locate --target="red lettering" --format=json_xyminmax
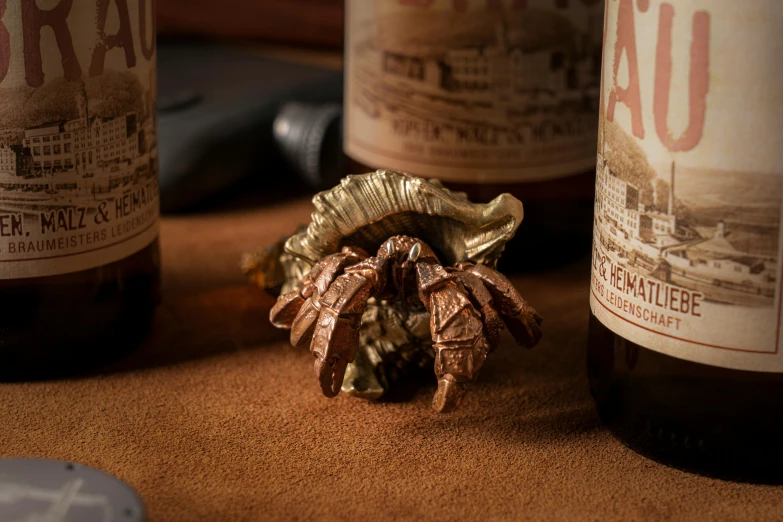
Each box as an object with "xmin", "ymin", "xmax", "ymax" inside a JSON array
[
  {"xmin": 637, "ymin": 277, "xmax": 646, "ymax": 301},
  {"xmin": 692, "ymin": 293, "xmax": 702, "ymax": 317},
  {"xmin": 22, "ymin": 0, "xmax": 81, "ymax": 87},
  {"xmin": 624, "ymin": 271, "xmax": 637, "ymax": 294},
  {"xmin": 607, "ymin": 0, "xmax": 644, "ymax": 138},
  {"xmin": 614, "ymin": 266, "xmax": 624, "ymax": 291},
  {"xmin": 654, "ymin": 283, "xmax": 665, "ymax": 307},
  {"xmin": 646, "ymin": 280, "xmax": 655, "ymax": 303},
  {"xmin": 139, "ymin": 0, "xmax": 156, "ymax": 60},
  {"xmin": 653, "ymin": 4, "xmax": 709, "ymax": 152},
  {"xmin": 670, "ymin": 287, "xmax": 680, "ymax": 312},
  {"xmin": 681, "ymin": 290, "xmax": 690, "ymax": 313},
  {"xmin": 90, "ymin": 0, "xmax": 136, "ymax": 77}
]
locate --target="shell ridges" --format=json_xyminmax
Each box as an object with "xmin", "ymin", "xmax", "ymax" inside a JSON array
[{"xmin": 284, "ymin": 170, "xmax": 524, "ymax": 267}]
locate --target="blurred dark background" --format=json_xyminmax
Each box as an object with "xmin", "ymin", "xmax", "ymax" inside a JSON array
[
  {"xmin": 155, "ymin": 0, "xmax": 348, "ymax": 213},
  {"xmin": 159, "ymin": 0, "xmax": 345, "ymax": 48}
]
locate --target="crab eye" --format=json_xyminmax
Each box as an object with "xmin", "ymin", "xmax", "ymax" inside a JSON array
[{"xmin": 409, "ymin": 242, "xmax": 421, "ymax": 262}]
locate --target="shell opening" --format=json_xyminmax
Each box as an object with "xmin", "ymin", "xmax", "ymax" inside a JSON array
[{"xmin": 340, "ymin": 212, "xmax": 517, "ymax": 267}]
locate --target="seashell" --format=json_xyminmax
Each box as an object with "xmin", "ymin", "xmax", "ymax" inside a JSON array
[{"xmin": 284, "ymin": 169, "xmax": 524, "ymax": 269}]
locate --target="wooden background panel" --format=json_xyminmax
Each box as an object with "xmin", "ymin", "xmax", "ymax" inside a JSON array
[{"xmin": 157, "ymin": 0, "xmax": 345, "ymax": 48}]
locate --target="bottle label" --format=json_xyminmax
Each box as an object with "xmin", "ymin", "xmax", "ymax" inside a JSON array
[
  {"xmin": 0, "ymin": 0, "xmax": 158, "ymax": 279},
  {"xmin": 344, "ymin": 0, "xmax": 604, "ymax": 183},
  {"xmin": 590, "ymin": 0, "xmax": 783, "ymax": 372}
]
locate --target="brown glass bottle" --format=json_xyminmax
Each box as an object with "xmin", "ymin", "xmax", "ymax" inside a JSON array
[
  {"xmin": 588, "ymin": 316, "xmax": 783, "ymax": 483},
  {"xmin": 0, "ymin": 242, "xmax": 160, "ymax": 381},
  {"xmin": 0, "ymin": 1, "xmax": 161, "ymax": 380},
  {"xmin": 343, "ymin": 1, "xmax": 604, "ymax": 271},
  {"xmin": 588, "ymin": 0, "xmax": 783, "ymax": 482}
]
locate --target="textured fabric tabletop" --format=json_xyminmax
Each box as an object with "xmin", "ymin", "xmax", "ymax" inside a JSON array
[{"xmin": 2, "ymin": 200, "xmax": 782, "ymax": 521}]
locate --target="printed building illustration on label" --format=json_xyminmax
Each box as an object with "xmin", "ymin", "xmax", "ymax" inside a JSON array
[
  {"xmin": 595, "ymin": 119, "xmax": 779, "ymax": 311},
  {"xmin": 589, "ymin": 0, "xmax": 783, "ymax": 371},
  {"xmin": 344, "ymin": 0, "xmax": 604, "ymax": 182},
  {"xmin": 0, "ymin": 0, "xmax": 158, "ymax": 278},
  {"xmin": 10, "ymin": 78, "xmax": 155, "ymax": 205}
]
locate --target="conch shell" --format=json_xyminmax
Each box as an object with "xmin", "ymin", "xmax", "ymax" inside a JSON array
[{"xmin": 243, "ymin": 169, "xmax": 525, "ymax": 398}]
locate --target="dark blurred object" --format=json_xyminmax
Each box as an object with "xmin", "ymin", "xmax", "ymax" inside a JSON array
[
  {"xmin": 273, "ymin": 103, "xmax": 345, "ymax": 190},
  {"xmin": 158, "ymin": 0, "xmax": 344, "ymax": 48},
  {"xmin": 157, "ymin": 43, "xmax": 343, "ymax": 212}
]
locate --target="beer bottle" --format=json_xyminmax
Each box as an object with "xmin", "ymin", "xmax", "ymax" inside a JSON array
[
  {"xmin": 588, "ymin": 0, "xmax": 783, "ymax": 481},
  {"xmin": 343, "ymin": 0, "xmax": 605, "ymax": 270},
  {"xmin": 0, "ymin": 0, "xmax": 160, "ymax": 380}
]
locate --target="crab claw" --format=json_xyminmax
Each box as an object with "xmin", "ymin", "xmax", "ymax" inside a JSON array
[
  {"xmin": 314, "ymin": 356, "xmax": 350, "ymax": 397},
  {"xmin": 310, "ymin": 266, "xmax": 382, "ymax": 398},
  {"xmin": 273, "ymin": 247, "xmax": 370, "ymax": 347},
  {"xmin": 310, "ymin": 304, "xmax": 363, "ymax": 398},
  {"xmin": 433, "ymin": 379, "xmax": 469, "ymax": 413}
]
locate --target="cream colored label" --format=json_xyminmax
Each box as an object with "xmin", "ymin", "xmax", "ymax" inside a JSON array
[
  {"xmin": 590, "ymin": 0, "xmax": 783, "ymax": 372},
  {"xmin": 344, "ymin": 0, "xmax": 603, "ymax": 182},
  {"xmin": 0, "ymin": 0, "xmax": 158, "ymax": 279}
]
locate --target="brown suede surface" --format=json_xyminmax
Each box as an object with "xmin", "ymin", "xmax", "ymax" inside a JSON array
[{"xmin": 2, "ymin": 200, "xmax": 782, "ymax": 521}]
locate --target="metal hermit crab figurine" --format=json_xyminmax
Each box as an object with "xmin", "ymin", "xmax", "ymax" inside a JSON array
[{"xmin": 243, "ymin": 170, "xmax": 542, "ymax": 412}]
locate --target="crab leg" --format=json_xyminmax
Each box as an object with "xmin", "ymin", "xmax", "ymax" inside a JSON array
[
  {"xmin": 310, "ymin": 256, "xmax": 388, "ymax": 397},
  {"xmin": 269, "ymin": 290, "xmax": 308, "ymax": 330},
  {"xmin": 269, "ymin": 247, "xmax": 366, "ymax": 346},
  {"xmin": 452, "ymin": 271, "xmax": 505, "ymax": 351},
  {"xmin": 416, "ymin": 255, "xmax": 490, "ymax": 413},
  {"xmin": 459, "ymin": 263, "xmax": 543, "ymax": 348}
]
